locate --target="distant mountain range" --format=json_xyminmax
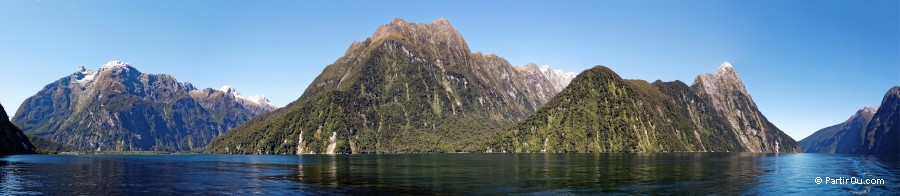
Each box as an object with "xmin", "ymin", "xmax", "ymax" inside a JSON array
[
  {"xmin": 800, "ymin": 86, "xmax": 899, "ymax": 155},
  {"xmin": 13, "ymin": 61, "xmax": 276, "ymax": 151},
  {"xmin": 205, "ymin": 18, "xmax": 577, "ymax": 154},
  {"xmin": 206, "ymin": 18, "xmax": 797, "ymax": 154},
  {"xmin": 0, "ymin": 102, "xmax": 35, "ymax": 155},
  {"xmin": 489, "ymin": 63, "xmax": 800, "ymax": 153}
]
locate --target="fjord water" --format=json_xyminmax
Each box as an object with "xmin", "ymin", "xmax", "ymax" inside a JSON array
[{"xmin": 1, "ymin": 153, "xmax": 896, "ymax": 195}]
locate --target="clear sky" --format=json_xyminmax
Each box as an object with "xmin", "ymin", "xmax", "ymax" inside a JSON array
[{"xmin": 0, "ymin": 0, "xmax": 897, "ymax": 140}]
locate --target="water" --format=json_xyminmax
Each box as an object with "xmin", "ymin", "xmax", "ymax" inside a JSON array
[{"xmin": 0, "ymin": 153, "xmax": 897, "ymax": 195}]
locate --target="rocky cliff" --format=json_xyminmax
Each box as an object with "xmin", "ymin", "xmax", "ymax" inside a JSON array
[
  {"xmin": 861, "ymin": 86, "xmax": 899, "ymax": 155},
  {"xmin": 691, "ymin": 62, "xmax": 799, "ymax": 153}
]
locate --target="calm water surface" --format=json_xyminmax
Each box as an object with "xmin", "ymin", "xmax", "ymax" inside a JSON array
[{"xmin": 0, "ymin": 153, "xmax": 897, "ymax": 195}]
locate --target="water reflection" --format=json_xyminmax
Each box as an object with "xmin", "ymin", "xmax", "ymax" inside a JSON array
[
  {"xmin": 280, "ymin": 153, "xmax": 781, "ymax": 194},
  {"xmin": 0, "ymin": 153, "xmax": 896, "ymax": 195}
]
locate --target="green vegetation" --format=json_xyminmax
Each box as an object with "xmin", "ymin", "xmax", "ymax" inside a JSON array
[
  {"xmin": 207, "ymin": 20, "xmax": 551, "ymax": 154},
  {"xmin": 26, "ymin": 134, "xmax": 70, "ymax": 153},
  {"xmin": 207, "ymin": 37, "xmax": 509, "ymax": 154},
  {"xmin": 489, "ymin": 66, "xmax": 748, "ymax": 153}
]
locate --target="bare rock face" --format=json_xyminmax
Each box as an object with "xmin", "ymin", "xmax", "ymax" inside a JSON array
[
  {"xmin": 691, "ymin": 62, "xmax": 800, "ymax": 153},
  {"xmin": 0, "ymin": 103, "xmax": 35, "ymax": 155},
  {"xmin": 206, "ymin": 18, "xmax": 576, "ymax": 154},
  {"xmin": 538, "ymin": 64, "xmax": 578, "ymax": 92},
  {"xmin": 13, "ymin": 61, "xmax": 276, "ymax": 152}
]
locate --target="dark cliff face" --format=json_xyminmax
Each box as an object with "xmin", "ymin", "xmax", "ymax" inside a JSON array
[
  {"xmin": 0, "ymin": 103, "xmax": 35, "ymax": 155},
  {"xmin": 799, "ymin": 107, "xmax": 876, "ymax": 154},
  {"xmin": 13, "ymin": 61, "xmax": 275, "ymax": 152},
  {"xmin": 799, "ymin": 86, "xmax": 899, "ymax": 155},
  {"xmin": 860, "ymin": 86, "xmax": 899, "ymax": 155},
  {"xmin": 491, "ymin": 63, "xmax": 801, "ymax": 153},
  {"xmin": 206, "ymin": 18, "xmax": 575, "ymax": 154}
]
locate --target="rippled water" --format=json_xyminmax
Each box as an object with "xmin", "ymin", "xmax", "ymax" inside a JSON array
[{"xmin": 0, "ymin": 153, "xmax": 897, "ymax": 195}]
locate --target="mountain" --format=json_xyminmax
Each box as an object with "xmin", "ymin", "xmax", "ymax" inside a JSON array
[
  {"xmin": 800, "ymin": 86, "xmax": 899, "ymax": 155},
  {"xmin": 206, "ymin": 18, "xmax": 575, "ymax": 154},
  {"xmin": 0, "ymin": 102, "xmax": 35, "ymax": 155},
  {"xmin": 691, "ymin": 62, "xmax": 798, "ymax": 152},
  {"xmin": 490, "ymin": 62, "xmax": 801, "ymax": 153},
  {"xmin": 13, "ymin": 61, "xmax": 276, "ymax": 152},
  {"xmin": 798, "ymin": 107, "xmax": 877, "ymax": 153}
]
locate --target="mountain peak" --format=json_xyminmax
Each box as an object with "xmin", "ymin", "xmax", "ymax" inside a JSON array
[
  {"xmin": 693, "ymin": 61, "xmax": 748, "ymax": 96},
  {"xmin": 219, "ymin": 85, "xmax": 237, "ymax": 94},
  {"xmin": 246, "ymin": 95, "xmax": 276, "ymax": 108},
  {"xmin": 848, "ymin": 106, "xmax": 880, "ymax": 122},
  {"xmin": 861, "ymin": 106, "xmax": 879, "ymax": 114},
  {"xmin": 218, "ymin": 85, "xmax": 244, "ymax": 99},
  {"xmin": 390, "ymin": 18, "xmax": 406, "ymax": 25},
  {"xmin": 100, "ymin": 60, "xmax": 131, "ymax": 70},
  {"xmin": 882, "ymin": 86, "xmax": 900, "ymax": 107},
  {"xmin": 887, "ymin": 86, "xmax": 900, "ymax": 97},
  {"xmin": 0, "ymin": 103, "xmax": 7, "ymax": 120},
  {"xmin": 370, "ymin": 18, "xmax": 466, "ymax": 50},
  {"xmin": 76, "ymin": 65, "xmax": 87, "ymax": 73},
  {"xmin": 523, "ymin": 62, "xmax": 540, "ymax": 70},
  {"xmin": 717, "ymin": 61, "xmax": 734, "ymax": 74},
  {"xmin": 216, "ymin": 85, "xmax": 277, "ymax": 109},
  {"xmin": 433, "ymin": 18, "xmax": 451, "ymax": 26},
  {"xmin": 537, "ymin": 64, "xmax": 578, "ymax": 92}
]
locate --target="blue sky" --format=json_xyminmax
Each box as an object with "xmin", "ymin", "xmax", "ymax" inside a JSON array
[{"xmin": 0, "ymin": 0, "xmax": 897, "ymax": 140}]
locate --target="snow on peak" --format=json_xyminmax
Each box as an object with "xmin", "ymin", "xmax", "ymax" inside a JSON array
[
  {"xmin": 73, "ymin": 65, "xmax": 98, "ymax": 84},
  {"xmin": 101, "ymin": 60, "xmax": 130, "ymax": 70},
  {"xmin": 538, "ymin": 65, "xmax": 578, "ymax": 92},
  {"xmin": 849, "ymin": 106, "xmax": 880, "ymax": 121},
  {"xmin": 539, "ymin": 65, "xmax": 552, "ymax": 73},
  {"xmin": 246, "ymin": 95, "xmax": 275, "ymax": 107},
  {"xmin": 218, "ymin": 85, "xmax": 277, "ymax": 108},
  {"xmin": 717, "ymin": 61, "xmax": 734, "ymax": 73},
  {"xmin": 861, "ymin": 106, "xmax": 879, "ymax": 114},
  {"xmin": 219, "ymin": 85, "xmax": 238, "ymax": 94}
]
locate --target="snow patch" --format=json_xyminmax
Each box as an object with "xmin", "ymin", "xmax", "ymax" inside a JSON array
[
  {"xmin": 862, "ymin": 106, "xmax": 879, "ymax": 114},
  {"xmin": 539, "ymin": 65, "xmax": 577, "ymax": 91},
  {"xmin": 76, "ymin": 72, "xmax": 97, "ymax": 83},
  {"xmin": 218, "ymin": 85, "xmax": 277, "ymax": 108},
  {"xmin": 246, "ymin": 95, "xmax": 274, "ymax": 107},
  {"xmin": 73, "ymin": 65, "xmax": 98, "ymax": 84},
  {"xmin": 100, "ymin": 60, "xmax": 130, "ymax": 70},
  {"xmin": 717, "ymin": 61, "xmax": 734, "ymax": 74}
]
